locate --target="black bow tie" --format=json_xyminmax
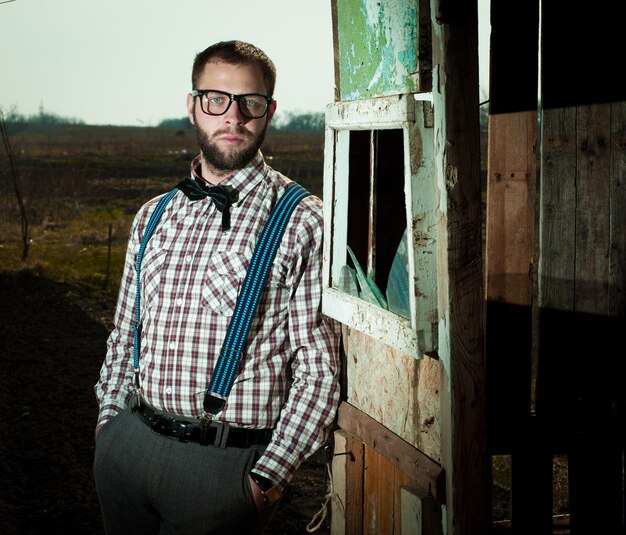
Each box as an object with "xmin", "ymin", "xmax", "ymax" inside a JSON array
[{"xmin": 176, "ymin": 178, "xmax": 236, "ymax": 231}]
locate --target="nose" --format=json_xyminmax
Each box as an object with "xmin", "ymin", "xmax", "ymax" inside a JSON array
[{"xmin": 223, "ymin": 96, "xmax": 246, "ymax": 124}]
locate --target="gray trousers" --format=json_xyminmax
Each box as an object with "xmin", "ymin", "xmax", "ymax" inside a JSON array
[{"xmin": 93, "ymin": 408, "xmax": 279, "ymax": 535}]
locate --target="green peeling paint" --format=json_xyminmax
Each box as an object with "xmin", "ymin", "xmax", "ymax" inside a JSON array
[{"xmin": 336, "ymin": 0, "xmax": 419, "ymax": 100}]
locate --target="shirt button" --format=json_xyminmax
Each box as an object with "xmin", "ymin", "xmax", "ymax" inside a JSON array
[
  {"xmin": 169, "ymin": 342, "xmax": 176, "ymax": 350},
  {"xmin": 176, "ymin": 298, "xmax": 183, "ymax": 306},
  {"xmin": 186, "ymin": 255, "xmax": 193, "ymax": 263},
  {"xmin": 166, "ymin": 387, "xmax": 172, "ymax": 395}
]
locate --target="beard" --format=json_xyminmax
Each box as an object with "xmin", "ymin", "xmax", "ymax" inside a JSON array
[{"xmin": 193, "ymin": 109, "xmax": 269, "ymax": 172}]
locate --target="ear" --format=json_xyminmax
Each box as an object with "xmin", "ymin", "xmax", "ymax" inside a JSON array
[
  {"xmin": 266, "ymin": 99, "xmax": 277, "ymax": 124},
  {"xmin": 186, "ymin": 93, "xmax": 196, "ymax": 125}
]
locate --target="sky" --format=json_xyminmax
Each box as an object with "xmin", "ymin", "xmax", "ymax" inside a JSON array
[{"xmin": 0, "ymin": 0, "xmax": 489, "ymax": 127}]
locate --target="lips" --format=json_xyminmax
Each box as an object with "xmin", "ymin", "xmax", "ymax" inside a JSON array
[
  {"xmin": 214, "ymin": 130, "xmax": 251, "ymax": 146},
  {"xmin": 220, "ymin": 135, "xmax": 244, "ymax": 143}
]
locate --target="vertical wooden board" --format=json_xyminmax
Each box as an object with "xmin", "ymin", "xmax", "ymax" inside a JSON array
[
  {"xmin": 323, "ymin": 126, "xmax": 337, "ymax": 290},
  {"xmin": 331, "ymin": 0, "xmax": 341, "ymax": 103},
  {"xmin": 401, "ymin": 486, "xmax": 422, "ymax": 534},
  {"xmin": 335, "ymin": 0, "xmax": 419, "ymax": 100},
  {"xmin": 431, "ymin": 1, "xmax": 485, "ymax": 533},
  {"xmin": 484, "ymin": 110, "xmax": 536, "ymax": 451},
  {"xmin": 609, "ymin": 101, "xmax": 626, "ymax": 317},
  {"xmin": 608, "ymin": 102, "xmax": 626, "ymax": 417},
  {"xmin": 407, "ymin": 103, "xmax": 439, "ymax": 352},
  {"xmin": 331, "ymin": 431, "xmax": 348, "ymax": 535},
  {"xmin": 570, "ymin": 104, "xmax": 625, "ymax": 532},
  {"xmin": 332, "ymin": 429, "xmax": 365, "ymax": 535},
  {"xmin": 330, "ymin": 129, "xmax": 351, "ymax": 285},
  {"xmin": 393, "ymin": 469, "xmax": 415, "ymax": 534},
  {"xmin": 538, "ymin": 107, "xmax": 577, "ymax": 311},
  {"xmin": 575, "ymin": 104, "xmax": 611, "ymax": 315},
  {"xmin": 401, "ymin": 487, "xmax": 443, "ymax": 535},
  {"xmin": 572, "ymin": 103, "xmax": 624, "ymax": 426},
  {"xmin": 364, "ymin": 445, "xmax": 395, "ymax": 535},
  {"xmin": 537, "ymin": 107, "xmax": 578, "ymax": 423},
  {"xmin": 345, "ymin": 330, "xmax": 441, "ymax": 462},
  {"xmin": 486, "ymin": 111, "xmax": 536, "ymax": 305},
  {"xmin": 415, "ymin": 354, "xmax": 442, "ymax": 463}
]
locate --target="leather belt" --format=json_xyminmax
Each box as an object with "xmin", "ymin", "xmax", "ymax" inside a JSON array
[{"xmin": 132, "ymin": 399, "xmax": 272, "ymax": 448}]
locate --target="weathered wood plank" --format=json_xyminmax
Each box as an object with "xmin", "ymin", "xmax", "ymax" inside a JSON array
[
  {"xmin": 400, "ymin": 486, "xmax": 443, "ymax": 535},
  {"xmin": 325, "ymin": 94, "xmax": 416, "ymax": 130},
  {"xmin": 407, "ymin": 100, "xmax": 438, "ymax": 351},
  {"xmin": 609, "ymin": 101, "xmax": 626, "ymax": 317},
  {"xmin": 537, "ymin": 106, "xmax": 578, "ymax": 423},
  {"xmin": 331, "ymin": 430, "xmax": 348, "ymax": 535},
  {"xmin": 431, "ymin": 0, "xmax": 486, "ymax": 532},
  {"xmin": 334, "ymin": 0, "xmax": 421, "ymax": 100},
  {"xmin": 362, "ymin": 445, "xmax": 419, "ymax": 535},
  {"xmin": 393, "ymin": 465, "xmax": 414, "ymax": 534},
  {"xmin": 575, "ymin": 104, "xmax": 611, "ymax": 315},
  {"xmin": 337, "ymin": 401, "xmax": 445, "ymax": 502},
  {"xmin": 485, "ymin": 110, "xmax": 536, "ymax": 452},
  {"xmin": 486, "ymin": 111, "xmax": 536, "ymax": 306},
  {"xmin": 364, "ymin": 446, "xmax": 395, "ymax": 535},
  {"xmin": 331, "ymin": 429, "xmax": 365, "ymax": 535},
  {"xmin": 323, "ymin": 289, "xmax": 420, "ymax": 358},
  {"xmin": 538, "ymin": 107, "xmax": 577, "ymax": 312}
]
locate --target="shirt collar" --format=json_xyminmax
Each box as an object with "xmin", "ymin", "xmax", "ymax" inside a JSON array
[{"xmin": 189, "ymin": 152, "xmax": 267, "ymax": 204}]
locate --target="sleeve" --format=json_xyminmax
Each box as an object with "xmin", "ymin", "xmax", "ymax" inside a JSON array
[
  {"xmin": 93, "ymin": 208, "xmax": 144, "ymax": 428},
  {"xmin": 252, "ymin": 201, "xmax": 341, "ymax": 490}
]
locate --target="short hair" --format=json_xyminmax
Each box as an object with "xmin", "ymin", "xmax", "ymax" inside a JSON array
[{"xmin": 191, "ymin": 40, "xmax": 277, "ymax": 97}]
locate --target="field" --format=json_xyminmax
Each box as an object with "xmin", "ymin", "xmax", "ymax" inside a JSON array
[
  {"xmin": 0, "ymin": 124, "xmax": 330, "ymax": 534},
  {"xmin": 0, "ymin": 125, "xmax": 325, "ymax": 291}
]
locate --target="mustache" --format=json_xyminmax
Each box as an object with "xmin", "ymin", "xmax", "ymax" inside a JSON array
[{"xmin": 212, "ymin": 127, "xmax": 252, "ymax": 138}]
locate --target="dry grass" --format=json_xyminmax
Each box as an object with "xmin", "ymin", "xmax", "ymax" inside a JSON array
[{"xmin": 0, "ymin": 125, "xmax": 325, "ymax": 293}]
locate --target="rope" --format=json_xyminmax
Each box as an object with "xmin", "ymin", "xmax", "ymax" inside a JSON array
[{"xmin": 306, "ymin": 462, "xmax": 344, "ymax": 533}]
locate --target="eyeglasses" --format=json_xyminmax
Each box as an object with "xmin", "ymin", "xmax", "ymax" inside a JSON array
[{"xmin": 191, "ymin": 89, "xmax": 273, "ymax": 119}]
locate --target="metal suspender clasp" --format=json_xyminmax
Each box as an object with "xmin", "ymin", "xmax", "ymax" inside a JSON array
[
  {"xmin": 200, "ymin": 391, "xmax": 227, "ymax": 425},
  {"xmin": 130, "ymin": 368, "xmax": 142, "ymax": 406}
]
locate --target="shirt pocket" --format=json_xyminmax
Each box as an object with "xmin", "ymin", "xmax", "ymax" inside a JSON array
[{"xmin": 201, "ymin": 252, "xmax": 247, "ymax": 316}]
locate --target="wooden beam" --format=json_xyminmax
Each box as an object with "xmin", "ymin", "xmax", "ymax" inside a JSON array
[{"xmin": 337, "ymin": 401, "xmax": 445, "ymax": 502}]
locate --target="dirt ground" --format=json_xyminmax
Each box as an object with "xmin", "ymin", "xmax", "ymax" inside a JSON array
[{"xmin": 0, "ymin": 269, "xmax": 332, "ymax": 535}]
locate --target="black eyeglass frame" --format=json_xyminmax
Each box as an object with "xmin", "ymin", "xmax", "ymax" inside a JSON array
[{"xmin": 191, "ymin": 89, "xmax": 274, "ymax": 119}]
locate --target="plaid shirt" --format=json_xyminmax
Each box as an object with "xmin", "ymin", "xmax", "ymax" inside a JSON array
[{"xmin": 95, "ymin": 152, "xmax": 341, "ymax": 489}]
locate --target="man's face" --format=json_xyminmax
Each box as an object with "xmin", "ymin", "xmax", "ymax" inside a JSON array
[{"xmin": 187, "ymin": 61, "xmax": 276, "ymax": 173}]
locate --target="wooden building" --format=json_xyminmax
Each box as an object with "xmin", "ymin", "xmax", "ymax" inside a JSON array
[{"xmin": 323, "ymin": 1, "xmax": 626, "ymax": 534}]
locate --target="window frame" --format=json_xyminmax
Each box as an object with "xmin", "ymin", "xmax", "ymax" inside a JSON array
[{"xmin": 322, "ymin": 93, "xmax": 437, "ymax": 358}]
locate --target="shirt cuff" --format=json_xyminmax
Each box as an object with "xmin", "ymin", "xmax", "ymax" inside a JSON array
[{"xmin": 254, "ymin": 442, "xmax": 302, "ymax": 490}]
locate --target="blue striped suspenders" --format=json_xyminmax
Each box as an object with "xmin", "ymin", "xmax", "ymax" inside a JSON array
[
  {"xmin": 132, "ymin": 188, "xmax": 178, "ymax": 375},
  {"xmin": 132, "ymin": 183, "xmax": 311, "ymax": 418}
]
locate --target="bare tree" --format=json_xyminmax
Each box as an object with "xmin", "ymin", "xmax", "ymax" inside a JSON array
[{"xmin": 0, "ymin": 110, "xmax": 29, "ymax": 260}]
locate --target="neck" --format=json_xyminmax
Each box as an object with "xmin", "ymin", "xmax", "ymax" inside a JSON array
[{"xmin": 199, "ymin": 158, "xmax": 232, "ymax": 185}]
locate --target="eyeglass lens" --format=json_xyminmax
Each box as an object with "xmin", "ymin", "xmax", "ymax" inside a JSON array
[{"xmin": 199, "ymin": 91, "xmax": 268, "ymax": 118}]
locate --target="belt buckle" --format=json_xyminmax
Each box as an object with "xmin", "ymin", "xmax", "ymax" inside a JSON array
[{"xmin": 210, "ymin": 421, "xmax": 230, "ymax": 449}]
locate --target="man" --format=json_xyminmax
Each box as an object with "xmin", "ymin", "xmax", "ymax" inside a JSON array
[{"xmin": 93, "ymin": 40, "xmax": 340, "ymax": 535}]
